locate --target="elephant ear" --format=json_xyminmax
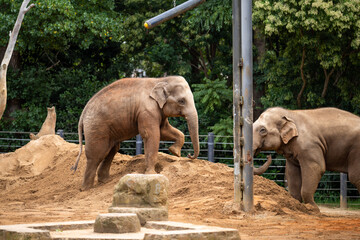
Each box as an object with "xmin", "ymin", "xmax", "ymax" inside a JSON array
[
  {"xmin": 150, "ymin": 82, "xmax": 169, "ymax": 108},
  {"xmin": 280, "ymin": 116, "xmax": 298, "ymax": 144}
]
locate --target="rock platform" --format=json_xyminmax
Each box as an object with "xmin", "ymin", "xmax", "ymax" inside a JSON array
[{"xmin": 0, "ymin": 174, "xmax": 241, "ymax": 239}]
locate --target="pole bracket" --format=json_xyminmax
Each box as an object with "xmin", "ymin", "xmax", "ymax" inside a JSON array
[
  {"xmin": 238, "ymin": 58, "xmax": 243, "ymax": 68},
  {"xmin": 240, "ymin": 137, "xmax": 244, "ymax": 146},
  {"xmin": 239, "ymin": 96, "xmax": 244, "ymax": 106},
  {"xmin": 240, "ymin": 157, "xmax": 245, "ymax": 167}
]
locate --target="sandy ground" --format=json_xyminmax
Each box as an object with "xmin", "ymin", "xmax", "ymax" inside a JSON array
[{"xmin": 0, "ymin": 135, "xmax": 359, "ymax": 239}]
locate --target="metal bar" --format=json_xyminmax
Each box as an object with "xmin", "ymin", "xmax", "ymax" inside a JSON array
[
  {"xmin": 207, "ymin": 132, "xmax": 215, "ymax": 162},
  {"xmin": 56, "ymin": 129, "xmax": 64, "ymax": 139},
  {"xmin": 232, "ymin": 0, "xmax": 242, "ymax": 209},
  {"xmin": 136, "ymin": 134, "xmax": 143, "ymax": 155},
  {"xmin": 144, "ymin": 0, "xmax": 206, "ymax": 29},
  {"xmin": 340, "ymin": 172, "xmax": 348, "ymax": 209},
  {"xmin": 241, "ymin": 0, "xmax": 254, "ymax": 212}
]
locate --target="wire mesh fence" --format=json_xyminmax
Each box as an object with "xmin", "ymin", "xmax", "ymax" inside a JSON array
[{"xmin": 0, "ymin": 130, "xmax": 358, "ymax": 208}]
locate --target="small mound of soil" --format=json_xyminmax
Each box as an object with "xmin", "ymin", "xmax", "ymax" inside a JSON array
[{"xmin": 0, "ymin": 135, "xmax": 316, "ymax": 226}]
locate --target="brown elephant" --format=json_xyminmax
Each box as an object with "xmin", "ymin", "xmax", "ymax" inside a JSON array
[
  {"xmin": 253, "ymin": 107, "xmax": 360, "ymax": 210},
  {"xmin": 72, "ymin": 76, "xmax": 199, "ymax": 190}
]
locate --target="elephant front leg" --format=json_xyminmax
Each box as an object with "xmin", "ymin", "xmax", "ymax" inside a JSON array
[
  {"xmin": 160, "ymin": 118, "xmax": 184, "ymax": 157},
  {"xmin": 285, "ymin": 160, "xmax": 302, "ymax": 202},
  {"xmin": 299, "ymin": 152, "xmax": 325, "ymax": 211},
  {"xmin": 139, "ymin": 126, "xmax": 160, "ymax": 174}
]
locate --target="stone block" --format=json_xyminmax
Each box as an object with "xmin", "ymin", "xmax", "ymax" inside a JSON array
[
  {"xmin": 108, "ymin": 206, "xmax": 168, "ymax": 225},
  {"xmin": 93, "ymin": 213, "xmax": 141, "ymax": 233},
  {"xmin": 112, "ymin": 174, "xmax": 169, "ymax": 208}
]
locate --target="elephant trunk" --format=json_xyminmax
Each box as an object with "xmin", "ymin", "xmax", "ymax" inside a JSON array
[
  {"xmin": 253, "ymin": 155, "xmax": 272, "ymax": 175},
  {"xmin": 186, "ymin": 111, "xmax": 199, "ymax": 159}
]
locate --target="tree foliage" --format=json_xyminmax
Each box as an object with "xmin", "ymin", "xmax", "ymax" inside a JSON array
[
  {"xmin": 0, "ymin": 0, "xmax": 359, "ymax": 136},
  {"xmin": 253, "ymin": 0, "xmax": 360, "ymax": 112}
]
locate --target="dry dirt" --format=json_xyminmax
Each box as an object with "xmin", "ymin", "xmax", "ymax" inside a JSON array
[{"xmin": 0, "ymin": 135, "xmax": 359, "ymax": 239}]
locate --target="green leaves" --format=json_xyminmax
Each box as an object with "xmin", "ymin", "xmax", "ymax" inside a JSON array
[
  {"xmin": 193, "ymin": 77, "xmax": 232, "ymax": 114},
  {"xmin": 254, "ymin": 0, "xmax": 360, "ymax": 110}
]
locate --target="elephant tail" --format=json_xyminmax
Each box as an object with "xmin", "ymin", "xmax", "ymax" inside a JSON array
[
  {"xmin": 254, "ymin": 155, "xmax": 272, "ymax": 175},
  {"xmin": 71, "ymin": 115, "xmax": 84, "ymax": 173}
]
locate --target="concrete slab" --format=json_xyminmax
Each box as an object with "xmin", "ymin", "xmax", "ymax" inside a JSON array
[
  {"xmin": 108, "ymin": 207, "xmax": 168, "ymax": 225},
  {"xmin": 0, "ymin": 220, "xmax": 241, "ymax": 240},
  {"xmin": 94, "ymin": 213, "xmax": 141, "ymax": 233}
]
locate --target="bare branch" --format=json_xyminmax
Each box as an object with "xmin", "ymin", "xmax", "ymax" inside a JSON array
[
  {"xmin": 0, "ymin": 0, "xmax": 35, "ymax": 120},
  {"xmin": 46, "ymin": 61, "xmax": 60, "ymax": 71},
  {"xmin": 25, "ymin": 3, "xmax": 35, "ymax": 13}
]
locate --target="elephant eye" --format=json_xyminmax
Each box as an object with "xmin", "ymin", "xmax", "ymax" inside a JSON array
[
  {"xmin": 178, "ymin": 98, "xmax": 185, "ymax": 105},
  {"xmin": 259, "ymin": 127, "xmax": 267, "ymax": 135}
]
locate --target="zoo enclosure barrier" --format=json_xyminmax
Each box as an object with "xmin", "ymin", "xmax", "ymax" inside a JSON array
[{"xmin": 0, "ymin": 130, "xmax": 358, "ymax": 208}]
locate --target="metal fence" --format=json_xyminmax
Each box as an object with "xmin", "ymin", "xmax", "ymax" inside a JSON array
[{"xmin": 0, "ymin": 130, "xmax": 359, "ymax": 208}]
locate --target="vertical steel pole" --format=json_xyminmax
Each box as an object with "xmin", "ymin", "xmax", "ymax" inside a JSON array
[
  {"xmin": 57, "ymin": 129, "xmax": 64, "ymax": 139},
  {"xmin": 232, "ymin": 0, "xmax": 242, "ymax": 208},
  {"xmin": 208, "ymin": 132, "xmax": 215, "ymax": 162},
  {"xmin": 241, "ymin": 0, "xmax": 254, "ymax": 212},
  {"xmin": 340, "ymin": 172, "xmax": 348, "ymax": 209},
  {"xmin": 136, "ymin": 134, "xmax": 143, "ymax": 155}
]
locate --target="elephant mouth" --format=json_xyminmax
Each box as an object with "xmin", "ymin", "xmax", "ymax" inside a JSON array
[
  {"xmin": 254, "ymin": 148, "xmax": 261, "ymax": 157},
  {"xmin": 254, "ymin": 140, "xmax": 265, "ymax": 156}
]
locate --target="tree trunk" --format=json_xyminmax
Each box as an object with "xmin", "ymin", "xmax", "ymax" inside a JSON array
[
  {"xmin": 321, "ymin": 68, "xmax": 335, "ymax": 98},
  {"xmin": 297, "ymin": 47, "xmax": 306, "ymax": 108},
  {"xmin": 0, "ymin": 0, "xmax": 35, "ymax": 120}
]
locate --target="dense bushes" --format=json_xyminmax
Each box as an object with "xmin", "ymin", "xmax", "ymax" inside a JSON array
[{"xmin": 0, "ymin": 0, "xmax": 359, "ymax": 135}]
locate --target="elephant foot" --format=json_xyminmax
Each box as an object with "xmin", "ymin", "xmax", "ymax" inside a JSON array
[
  {"xmin": 97, "ymin": 174, "xmax": 110, "ymax": 184},
  {"xmin": 304, "ymin": 203, "xmax": 320, "ymax": 213},
  {"xmin": 169, "ymin": 145, "xmax": 181, "ymax": 157},
  {"xmin": 80, "ymin": 184, "xmax": 92, "ymax": 192},
  {"xmin": 145, "ymin": 167, "xmax": 157, "ymax": 174}
]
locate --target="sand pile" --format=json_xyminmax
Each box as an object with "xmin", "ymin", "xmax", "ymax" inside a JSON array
[{"xmin": 0, "ymin": 135, "xmax": 317, "ymax": 225}]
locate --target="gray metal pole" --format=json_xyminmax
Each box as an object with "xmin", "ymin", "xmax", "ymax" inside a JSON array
[
  {"xmin": 232, "ymin": 0, "xmax": 242, "ymax": 208},
  {"xmin": 241, "ymin": 0, "xmax": 254, "ymax": 212},
  {"xmin": 144, "ymin": 0, "xmax": 206, "ymax": 29},
  {"xmin": 56, "ymin": 129, "xmax": 64, "ymax": 139},
  {"xmin": 136, "ymin": 134, "xmax": 143, "ymax": 155},
  {"xmin": 340, "ymin": 172, "xmax": 348, "ymax": 209},
  {"xmin": 208, "ymin": 132, "xmax": 214, "ymax": 162}
]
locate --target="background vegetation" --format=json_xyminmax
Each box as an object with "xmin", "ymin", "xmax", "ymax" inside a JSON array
[
  {"xmin": 0, "ymin": 0, "xmax": 359, "ymax": 205},
  {"xmin": 0, "ymin": 0, "xmax": 359, "ymax": 136}
]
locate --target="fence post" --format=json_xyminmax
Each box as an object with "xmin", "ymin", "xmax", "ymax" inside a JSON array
[
  {"xmin": 340, "ymin": 172, "xmax": 348, "ymax": 209},
  {"xmin": 136, "ymin": 134, "xmax": 142, "ymax": 155},
  {"xmin": 56, "ymin": 129, "xmax": 64, "ymax": 139},
  {"xmin": 208, "ymin": 132, "xmax": 214, "ymax": 162}
]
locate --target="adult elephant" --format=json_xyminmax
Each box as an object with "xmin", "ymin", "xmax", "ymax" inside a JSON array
[
  {"xmin": 253, "ymin": 107, "xmax": 360, "ymax": 210},
  {"xmin": 72, "ymin": 76, "xmax": 199, "ymax": 190}
]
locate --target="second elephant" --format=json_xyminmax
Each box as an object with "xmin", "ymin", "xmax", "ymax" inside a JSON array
[
  {"xmin": 72, "ymin": 76, "xmax": 199, "ymax": 190},
  {"xmin": 253, "ymin": 107, "xmax": 360, "ymax": 210}
]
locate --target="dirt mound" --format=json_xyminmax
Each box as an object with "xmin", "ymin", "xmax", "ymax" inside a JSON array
[{"xmin": 0, "ymin": 135, "xmax": 317, "ymax": 225}]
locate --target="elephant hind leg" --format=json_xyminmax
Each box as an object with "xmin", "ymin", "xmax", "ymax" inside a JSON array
[
  {"xmin": 160, "ymin": 118, "xmax": 184, "ymax": 157},
  {"xmin": 348, "ymin": 168, "xmax": 360, "ymax": 194},
  {"xmin": 97, "ymin": 142, "xmax": 120, "ymax": 183},
  {"xmin": 81, "ymin": 140, "xmax": 112, "ymax": 191}
]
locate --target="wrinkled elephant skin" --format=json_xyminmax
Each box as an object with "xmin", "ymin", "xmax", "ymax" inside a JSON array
[
  {"xmin": 72, "ymin": 76, "xmax": 199, "ymax": 190},
  {"xmin": 253, "ymin": 107, "xmax": 360, "ymax": 210}
]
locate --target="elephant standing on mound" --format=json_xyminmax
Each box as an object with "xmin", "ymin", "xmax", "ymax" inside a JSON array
[
  {"xmin": 253, "ymin": 107, "xmax": 360, "ymax": 210},
  {"xmin": 72, "ymin": 76, "xmax": 199, "ymax": 190}
]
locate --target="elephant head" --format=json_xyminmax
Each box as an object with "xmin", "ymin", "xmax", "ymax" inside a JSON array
[
  {"xmin": 253, "ymin": 107, "xmax": 298, "ymax": 174},
  {"xmin": 150, "ymin": 76, "xmax": 199, "ymax": 159}
]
